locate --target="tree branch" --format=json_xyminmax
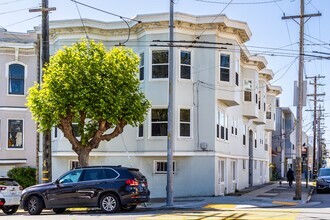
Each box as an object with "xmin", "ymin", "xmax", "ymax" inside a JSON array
[{"xmin": 100, "ymin": 121, "xmax": 127, "ymax": 142}]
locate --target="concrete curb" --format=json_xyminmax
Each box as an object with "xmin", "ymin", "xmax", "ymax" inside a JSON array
[{"xmin": 306, "ymin": 186, "xmax": 315, "ymax": 203}]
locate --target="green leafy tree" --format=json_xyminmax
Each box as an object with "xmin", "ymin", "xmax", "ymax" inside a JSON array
[{"xmin": 27, "ymin": 40, "xmax": 150, "ymax": 166}]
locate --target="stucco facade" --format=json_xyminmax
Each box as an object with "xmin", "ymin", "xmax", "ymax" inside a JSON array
[
  {"xmin": 0, "ymin": 28, "xmax": 38, "ymax": 176},
  {"xmin": 46, "ymin": 13, "xmax": 282, "ymax": 198}
]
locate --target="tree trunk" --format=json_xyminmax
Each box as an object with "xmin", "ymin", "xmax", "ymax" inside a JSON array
[{"xmin": 78, "ymin": 147, "xmax": 91, "ymax": 167}]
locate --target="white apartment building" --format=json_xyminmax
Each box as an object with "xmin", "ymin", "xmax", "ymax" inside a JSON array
[
  {"xmin": 0, "ymin": 28, "xmax": 38, "ymax": 176},
  {"xmin": 46, "ymin": 13, "xmax": 282, "ymax": 198}
]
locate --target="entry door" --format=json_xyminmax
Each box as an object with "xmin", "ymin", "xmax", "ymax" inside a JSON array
[{"xmin": 218, "ymin": 160, "xmax": 225, "ymax": 195}]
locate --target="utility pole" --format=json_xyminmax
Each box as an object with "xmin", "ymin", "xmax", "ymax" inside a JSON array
[
  {"xmin": 317, "ymin": 104, "xmax": 325, "ymax": 169},
  {"xmin": 282, "ymin": 0, "xmax": 321, "ymax": 200},
  {"xmin": 166, "ymin": 0, "xmax": 174, "ymax": 207},
  {"xmin": 30, "ymin": 0, "xmax": 56, "ymax": 183},
  {"xmin": 306, "ymin": 75, "xmax": 325, "ymax": 177}
]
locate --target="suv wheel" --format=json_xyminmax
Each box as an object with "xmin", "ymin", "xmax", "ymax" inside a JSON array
[
  {"xmin": 100, "ymin": 194, "xmax": 119, "ymax": 213},
  {"xmin": 27, "ymin": 196, "xmax": 44, "ymax": 215},
  {"xmin": 53, "ymin": 208, "xmax": 66, "ymax": 214},
  {"xmin": 2, "ymin": 205, "xmax": 19, "ymax": 215},
  {"xmin": 121, "ymin": 204, "xmax": 137, "ymax": 212}
]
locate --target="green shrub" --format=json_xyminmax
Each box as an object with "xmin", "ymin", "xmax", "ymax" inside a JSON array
[{"xmin": 7, "ymin": 167, "xmax": 37, "ymax": 188}]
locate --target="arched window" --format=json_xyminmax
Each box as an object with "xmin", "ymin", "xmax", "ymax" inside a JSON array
[{"xmin": 9, "ymin": 64, "xmax": 25, "ymax": 95}]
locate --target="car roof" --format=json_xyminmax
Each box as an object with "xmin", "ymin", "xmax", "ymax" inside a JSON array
[
  {"xmin": 0, "ymin": 178, "xmax": 15, "ymax": 181},
  {"xmin": 73, "ymin": 166, "xmax": 139, "ymax": 171}
]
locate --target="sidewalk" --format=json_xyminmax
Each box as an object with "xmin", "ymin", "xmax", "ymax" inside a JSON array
[{"xmin": 142, "ymin": 180, "xmax": 315, "ymax": 210}]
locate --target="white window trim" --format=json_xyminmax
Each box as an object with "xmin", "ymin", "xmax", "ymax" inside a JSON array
[
  {"xmin": 148, "ymin": 106, "xmax": 168, "ymax": 140},
  {"xmin": 219, "ymin": 159, "xmax": 225, "ymax": 183},
  {"xmin": 178, "ymin": 49, "xmax": 193, "ymax": 82},
  {"xmin": 139, "ymin": 50, "xmax": 145, "ymax": 82},
  {"xmin": 219, "ymin": 52, "xmax": 232, "ymax": 84},
  {"xmin": 178, "ymin": 106, "xmax": 193, "ymax": 139},
  {"xmin": 153, "ymin": 160, "xmax": 176, "ymax": 174},
  {"xmin": 149, "ymin": 48, "xmax": 169, "ymax": 82},
  {"xmin": 6, "ymin": 118, "xmax": 24, "ymax": 151},
  {"xmin": 6, "ymin": 61, "xmax": 28, "ymax": 96}
]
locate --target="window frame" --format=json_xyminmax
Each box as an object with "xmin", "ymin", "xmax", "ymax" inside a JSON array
[
  {"xmin": 149, "ymin": 106, "xmax": 168, "ymax": 139},
  {"xmin": 178, "ymin": 107, "xmax": 192, "ymax": 139},
  {"xmin": 154, "ymin": 160, "xmax": 176, "ymax": 174},
  {"xmin": 150, "ymin": 49, "xmax": 169, "ymax": 80},
  {"xmin": 139, "ymin": 51, "xmax": 145, "ymax": 81},
  {"xmin": 7, "ymin": 119, "xmax": 24, "ymax": 150},
  {"xmin": 219, "ymin": 53, "xmax": 231, "ymax": 83},
  {"xmin": 6, "ymin": 62, "xmax": 27, "ymax": 96},
  {"xmin": 179, "ymin": 50, "xmax": 192, "ymax": 80},
  {"xmin": 243, "ymin": 79, "xmax": 253, "ymax": 102},
  {"xmin": 137, "ymin": 123, "xmax": 144, "ymax": 139},
  {"xmin": 235, "ymin": 56, "xmax": 240, "ymax": 86}
]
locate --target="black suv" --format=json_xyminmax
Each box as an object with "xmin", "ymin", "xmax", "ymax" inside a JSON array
[{"xmin": 21, "ymin": 166, "xmax": 150, "ymax": 215}]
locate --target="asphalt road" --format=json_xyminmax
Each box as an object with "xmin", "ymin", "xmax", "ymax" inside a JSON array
[{"xmin": 2, "ymin": 191, "xmax": 330, "ymax": 219}]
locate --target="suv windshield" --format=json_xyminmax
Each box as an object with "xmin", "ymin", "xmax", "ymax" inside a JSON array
[
  {"xmin": 319, "ymin": 168, "xmax": 330, "ymax": 177},
  {"xmin": 58, "ymin": 170, "xmax": 83, "ymax": 183}
]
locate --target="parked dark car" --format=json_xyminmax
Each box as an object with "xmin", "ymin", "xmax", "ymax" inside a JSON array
[
  {"xmin": 21, "ymin": 166, "xmax": 150, "ymax": 215},
  {"xmin": 316, "ymin": 167, "xmax": 330, "ymax": 193}
]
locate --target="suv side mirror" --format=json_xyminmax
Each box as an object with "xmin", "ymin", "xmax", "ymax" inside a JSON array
[{"xmin": 55, "ymin": 179, "xmax": 60, "ymax": 185}]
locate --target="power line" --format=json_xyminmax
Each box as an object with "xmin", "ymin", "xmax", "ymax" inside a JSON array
[
  {"xmin": 0, "ymin": 8, "xmax": 30, "ymax": 15},
  {"xmin": 195, "ymin": 0, "xmax": 283, "ymax": 4},
  {"xmin": 69, "ymin": 0, "xmax": 141, "ymax": 23},
  {"xmin": 4, "ymin": 15, "xmax": 41, "ymax": 28},
  {"xmin": 0, "ymin": 0, "xmax": 23, "ymax": 6}
]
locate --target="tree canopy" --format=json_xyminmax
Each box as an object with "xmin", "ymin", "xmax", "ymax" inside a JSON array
[{"xmin": 27, "ymin": 40, "xmax": 150, "ymax": 165}]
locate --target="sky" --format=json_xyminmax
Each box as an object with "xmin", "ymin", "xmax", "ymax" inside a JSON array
[{"xmin": 1, "ymin": 0, "xmax": 330, "ymax": 147}]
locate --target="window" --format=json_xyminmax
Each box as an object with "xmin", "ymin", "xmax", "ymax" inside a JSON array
[
  {"xmin": 180, "ymin": 51, "xmax": 191, "ymax": 79},
  {"xmin": 72, "ymin": 123, "xmax": 80, "ymax": 137},
  {"xmin": 242, "ymin": 124, "xmax": 246, "ymax": 146},
  {"xmin": 232, "ymin": 161, "xmax": 236, "ymax": 181},
  {"xmin": 179, "ymin": 109, "xmax": 191, "ymax": 137},
  {"xmin": 151, "ymin": 108, "xmax": 168, "ymax": 136},
  {"xmin": 59, "ymin": 170, "xmax": 83, "ymax": 184},
  {"xmin": 216, "ymin": 110, "xmax": 220, "ymax": 139},
  {"xmin": 231, "ymin": 118, "xmax": 234, "ymax": 135},
  {"xmin": 220, "ymin": 160, "xmax": 225, "ymax": 182},
  {"xmin": 258, "ymin": 92, "xmax": 261, "ymax": 109},
  {"xmin": 152, "ymin": 50, "xmax": 168, "ymax": 78},
  {"xmin": 220, "ymin": 110, "xmax": 225, "ymax": 140},
  {"xmin": 244, "ymin": 80, "xmax": 252, "ymax": 102},
  {"xmin": 154, "ymin": 160, "xmax": 176, "ymax": 174},
  {"xmin": 138, "ymin": 124, "xmax": 143, "ymax": 138},
  {"xmin": 254, "ymin": 131, "xmax": 257, "ymax": 148},
  {"xmin": 235, "ymin": 58, "xmax": 239, "ymax": 86},
  {"xmin": 225, "ymin": 115, "xmax": 228, "ymax": 141},
  {"xmin": 234, "ymin": 119, "xmax": 238, "ymax": 136},
  {"xmin": 265, "ymin": 135, "xmax": 268, "ymax": 151},
  {"xmin": 139, "ymin": 52, "xmax": 144, "ymax": 81},
  {"xmin": 8, "ymin": 64, "xmax": 24, "ymax": 95},
  {"xmin": 54, "ymin": 127, "xmax": 58, "ymax": 139},
  {"xmin": 81, "ymin": 169, "xmax": 102, "ymax": 181},
  {"xmin": 266, "ymin": 104, "xmax": 272, "ymax": 119},
  {"xmin": 100, "ymin": 168, "xmax": 119, "ymax": 179},
  {"xmin": 8, "ymin": 120, "xmax": 23, "ymax": 149},
  {"xmin": 254, "ymin": 161, "xmax": 257, "ymax": 170},
  {"xmin": 70, "ymin": 160, "xmax": 79, "ymax": 169},
  {"xmin": 220, "ymin": 54, "xmax": 230, "ymax": 82},
  {"xmin": 243, "ymin": 159, "xmax": 246, "ymax": 170}
]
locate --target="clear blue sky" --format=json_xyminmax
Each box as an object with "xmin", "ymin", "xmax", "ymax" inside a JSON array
[{"xmin": 1, "ymin": 0, "xmax": 330, "ymax": 147}]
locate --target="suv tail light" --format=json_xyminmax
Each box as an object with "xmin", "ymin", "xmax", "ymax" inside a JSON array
[
  {"xmin": 126, "ymin": 179, "xmax": 138, "ymax": 186},
  {"xmin": 0, "ymin": 186, "xmax": 6, "ymax": 191}
]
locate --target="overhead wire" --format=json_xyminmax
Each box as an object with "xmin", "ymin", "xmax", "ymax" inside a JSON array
[
  {"xmin": 73, "ymin": 0, "xmax": 89, "ymax": 40},
  {"xmin": 195, "ymin": 0, "xmax": 283, "ymax": 4}
]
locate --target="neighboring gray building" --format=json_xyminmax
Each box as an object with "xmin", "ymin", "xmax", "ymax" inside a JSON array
[
  {"xmin": 0, "ymin": 28, "xmax": 38, "ymax": 176},
  {"xmin": 46, "ymin": 13, "xmax": 282, "ymax": 198},
  {"xmin": 272, "ymin": 106, "xmax": 296, "ymax": 178}
]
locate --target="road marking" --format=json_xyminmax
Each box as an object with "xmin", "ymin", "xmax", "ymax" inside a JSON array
[
  {"xmin": 138, "ymin": 209, "xmax": 300, "ymax": 220},
  {"xmin": 203, "ymin": 204, "xmax": 237, "ymax": 209},
  {"xmin": 272, "ymin": 201, "xmax": 298, "ymax": 206}
]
